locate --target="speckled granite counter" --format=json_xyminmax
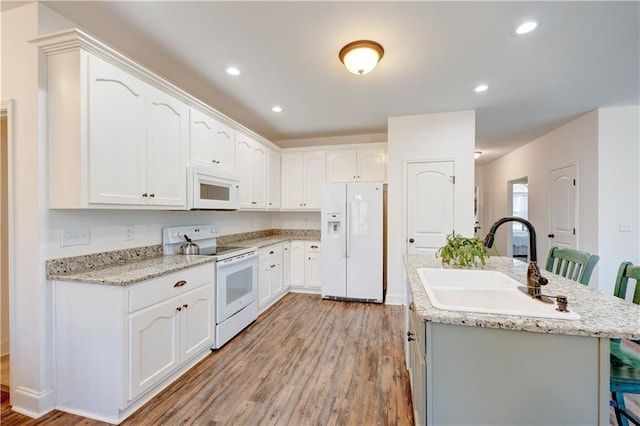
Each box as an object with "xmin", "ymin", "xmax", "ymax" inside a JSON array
[
  {"xmin": 404, "ymin": 254, "xmax": 640, "ymax": 339},
  {"xmin": 48, "ymin": 255, "xmax": 215, "ymax": 286},
  {"xmin": 46, "ymin": 229, "xmax": 320, "ymax": 286}
]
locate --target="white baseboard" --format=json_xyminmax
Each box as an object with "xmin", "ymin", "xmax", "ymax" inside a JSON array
[
  {"xmin": 9, "ymin": 385, "xmax": 55, "ymax": 420},
  {"xmin": 384, "ymin": 292, "xmax": 404, "ymax": 305}
]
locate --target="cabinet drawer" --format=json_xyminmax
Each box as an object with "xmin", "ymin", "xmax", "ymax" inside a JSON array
[
  {"xmin": 259, "ymin": 244, "xmax": 283, "ymax": 261},
  {"xmin": 129, "ymin": 263, "xmax": 215, "ymax": 313},
  {"xmin": 305, "ymin": 241, "xmax": 321, "ymax": 253}
]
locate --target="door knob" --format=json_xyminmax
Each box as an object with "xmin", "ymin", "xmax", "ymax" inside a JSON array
[
  {"xmin": 409, "ymin": 238, "xmax": 415, "ymax": 243},
  {"xmin": 547, "ymin": 234, "xmax": 555, "ymax": 238}
]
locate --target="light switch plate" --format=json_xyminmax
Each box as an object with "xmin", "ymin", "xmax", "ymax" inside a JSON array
[
  {"xmin": 619, "ymin": 222, "xmax": 632, "ymax": 232},
  {"xmin": 61, "ymin": 228, "xmax": 90, "ymax": 247}
]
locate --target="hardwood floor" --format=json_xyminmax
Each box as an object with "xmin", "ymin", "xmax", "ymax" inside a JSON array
[
  {"xmin": 1, "ymin": 293, "xmax": 413, "ymax": 425},
  {"xmin": 1, "ymin": 292, "xmax": 638, "ymax": 425}
]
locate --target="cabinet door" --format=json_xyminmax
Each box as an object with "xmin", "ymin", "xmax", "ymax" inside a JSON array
[
  {"xmin": 129, "ymin": 297, "xmax": 180, "ymax": 400},
  {"xmin": 189, "ymin": 108, "xmax": 216, "ymax": 168},
  {"xmin": 88, "ymin": 54, "xmax": 146, "ymax": 205},
  {"xmin": 146, "ymin": 86, "xmax": 188, "ymax": 207},
  {"xmin": 303, "ymin": 152, "xmax": 326, "ymax": 209},
  {"xmin": 326, "ymin": 150, "xmax": 357, "ymax": 182},
  {"xmin": 268, "ymin": 149, "xmax": 281, "ymax": 209},
  {"xmin": 281, "ymin": 153, "xmax": 305, "ymax": 209},
  {"xmin": 251, "ymin": 143, "xmax": 267, "ymax": 208},
  {"xmin": 289, "ymin": 241, "xmax": 305, "ymax": 286},
  {"xmin": 270, "ymin": 261, "xmax": 283, "ymax": 298},
  {"xmin": 235, "ymin": 136, "xmax": 254, "ymax": 209},
  {"xmin": 180, "ymin": 284, "xmax": 214, "ymax": 361},
  {"xmin": 357, "ymin": 148, "xmax": 386, "ymax": 182},
  {"xmin": 212, "ymin": 121, "xmax": 235, "ymax": 174},
  {"xmin": 305, "ymin": 252, "xmax": 322, "ymax": 289},
  {"xmin": 282, "ymin": 243, "xmax": 291, "ymax": 289},
  {"xmin": 258, "ymin": 259, "xmax": 272, "ymax": 309}
]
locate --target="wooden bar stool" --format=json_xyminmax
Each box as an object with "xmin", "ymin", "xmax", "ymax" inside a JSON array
[{"xmin": 544, "ymin": 246, "xmax": 599, "ymax": 285}]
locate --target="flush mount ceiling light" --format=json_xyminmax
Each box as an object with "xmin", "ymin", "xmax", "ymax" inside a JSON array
[
  {"xmin": 226, "ymin": 67, "xmax": 240, "ymax": 76},
  {"xmin": 272, "ymin": 106, "xmax": 282, "ymax": 113},
  {"xmin": 474, "ymin": 84, "xmax": 489, "ymax": 93},
  {"xmin": 474, "ymin": 151, "xmax": 482, "ymax": 159},
  {"xmin": 515, "ymin": 21, "xmax": 538, "ymax": 35},
  {"xmin": 339, "ymin": 40, "xmax": 384, "ymax": 75}
]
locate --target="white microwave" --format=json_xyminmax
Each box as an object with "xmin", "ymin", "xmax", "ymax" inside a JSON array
[{"xmin": 187, "ymin": 167, "xmax": 240, "ymax": 210}]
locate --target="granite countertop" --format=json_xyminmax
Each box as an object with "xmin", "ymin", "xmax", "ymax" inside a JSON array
[
  {"xmin": 404, "ymin": 254, "xmax": 640, "ymax": 339},
  {"xmin": 230, "ymin": 235, "xmax": 309, "ymax": 248},
  {"xmin": 48, "ymin": 255, "xmax": 215, "ymax": 286}
]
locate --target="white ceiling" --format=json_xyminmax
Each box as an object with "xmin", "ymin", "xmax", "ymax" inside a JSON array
[{"xmin": 22, "ymin": 2, "xmax": 640, "ymax": 163}]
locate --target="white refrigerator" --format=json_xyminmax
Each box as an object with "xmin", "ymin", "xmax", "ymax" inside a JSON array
[{"xmin": 321, "ymin": 182, "xmax": 384, "ymax": 303}]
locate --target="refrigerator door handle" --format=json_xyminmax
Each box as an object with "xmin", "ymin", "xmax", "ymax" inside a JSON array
[{"xmin": 346, "ymin": 200, "xmax": 351, "ymax": 258}]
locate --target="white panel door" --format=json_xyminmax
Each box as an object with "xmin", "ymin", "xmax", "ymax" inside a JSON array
[
  {"xmin": 326, "ymin": 150, "xmax": 357, "ymax": 182},
  {"xmin": 407, "ymin": 161, "xmax": 455, "ymax": 254},
  {"xmin": 549, "ymin": 165, "xmax": 577, "ymax": 249},
  {"xmin": 289, "ymin": 241, "xmax": 305, "ymax": 286},
  {"xmin": 357, "ymin": 148, "xmax": 386, "ymax": 182},
  {"xmin": 282, "ymin": 243, "xmax": 291, "ymax": 289},
  {"xmin": 270, "ymin": 261, "xmax": 283, "ymax": 298},
  {"xmin": 251, "ymin": 143, "xmax": 267, "ymax": 208},
  {"xmin": 180, "ymin": 284, "xmax": 214, "ymax": 361},
  {"xmin": 189, "ymin": 108, "xmax": 215, "ymax": 168},
  {"xmin": 305, "ymin": 252, "xmax": 322, "ymax": 289},
  {"xmin": 146, "ymin": 86, "xmax": 187, "ymax": 207},
  {"xmin": 268, "ymin": 149, "xmax": 281, "ymax": 209},
  {"xmin": 88, "ymin": 54, "xmax": 146, "ymax": 205},
  {"xmin": 346, "ymin": 182, "xmax": 383, "ymax": 301},
  {"xmin": 235, "ymin": 136, "xmax": 254, "ymax": 208},
  {"xmin": 129, "ymin": 297, "xmax": 180, "ymax": 400},
  {"xmin": 258, "ymin": 259, "xmax": 271, "ymax": 309},
  {"xmin": 321, "ymin": 183, "xmax": 347, "ymax": 298},
  {"xmin": 211, "ymin": 121, "xmax": 235, "ymax": 174},
  {"xmin": 304, "ymin": 152, "xmax": 326, "ymax": 209},
  {"xmin": 281, "ymin": 153, "xmax": 304, "ymax": 209}
]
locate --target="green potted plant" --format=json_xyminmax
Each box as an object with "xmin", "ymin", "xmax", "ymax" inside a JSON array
[{"xmin": 436, "ymin": 233, "xmax": 488, "ymax": 268}]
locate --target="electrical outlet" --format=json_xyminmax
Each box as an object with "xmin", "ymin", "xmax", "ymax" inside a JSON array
[
  {"xmin": 124, "ymin": 226, "xmax": 134, "ymax": 241},
  {"xmin": 619, "ymin": 222, "xmax": 633, "ymax": 233},
  {"xmin": 61, "ymin": 228, "xmax": 90, "ymax": 247}
]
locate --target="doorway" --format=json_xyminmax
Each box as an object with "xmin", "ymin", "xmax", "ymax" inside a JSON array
[{"xmin": 509, "ymin": 178, "xmax": 529, "ymax": 261}]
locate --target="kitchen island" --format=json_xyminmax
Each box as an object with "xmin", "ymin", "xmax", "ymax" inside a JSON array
[{"xmin": 404, "ymin": 255, "xmax": 640, "ymax": 426}]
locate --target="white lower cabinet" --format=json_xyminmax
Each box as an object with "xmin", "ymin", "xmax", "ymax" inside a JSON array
[
  {"xmin": 258, "ymin": 244, "xmax": 284, "ymax": 312},
  {"xmin": 288, "ymin": 240, "xmax": 321, "ymax": 292},
  {"xmin": 53, "ymin": 263, "xmax": 215, "ymax": 424},
  {"xmin": 282, "ymin": 242, "xmax": 291, "ymax": 290}
]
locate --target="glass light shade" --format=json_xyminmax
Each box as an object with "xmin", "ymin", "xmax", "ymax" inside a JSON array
[{"xmin": 339, "ymin": 40, "xmax": 384, "ymax": 75}]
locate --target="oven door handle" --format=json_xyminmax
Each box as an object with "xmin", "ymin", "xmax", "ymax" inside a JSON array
[{"xmin": 217, "ymin": 252, "xmax": 258, "ymax": 267}]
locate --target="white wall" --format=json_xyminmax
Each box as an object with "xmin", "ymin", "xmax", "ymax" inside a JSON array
[
  {"xmin": 481, "ymin": 107, "xmax": 640, "ymax": 294},
  {"xmin": 387, "ymin": 111, "xmax": 475, "ymax": 304},
  {"xmin": 480, "ymin": 111, "xmax": 599, "ymax": 287},
  {"xmin": 597, "ymin": 105, "xmax": 640, "ymax": 296}
]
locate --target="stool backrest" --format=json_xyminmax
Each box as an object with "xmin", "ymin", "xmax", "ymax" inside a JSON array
[
  {"xmin": 544, "ymin": 246, "xmax": 599, "ymax": 285},
  {"xmin": 613, "ymin": 261, "xmax": 640, "ymax": 305}
]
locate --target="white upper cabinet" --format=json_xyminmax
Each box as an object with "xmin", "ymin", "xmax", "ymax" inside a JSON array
[
  {"xmin": 146, "ymin": 86, "xmax": 188, "ymax": 207},
  {"xmin": 235, "ymin": 133, "xmax": 267, "ymax": 209},
  {"xmin": 88, "ymin": 55, "xmax": 187, "ymax": 208},
  {"xmin": 189, "ymin": 108, "xmax": 235, "ymax": 174},
  {"xmin": 39, "ymin": 32, "xmax": 189, "ymax": 209},
  {"xmin": 267, "ymin": 149, "xmax": 281, "ymax": 209},
  {"xmin": 281, "ymin": 152, "xmax": 326, "ymax": 210},
  {"xmin": 326, "ymin": 147, "xmax": 386, "ymax": 182}
]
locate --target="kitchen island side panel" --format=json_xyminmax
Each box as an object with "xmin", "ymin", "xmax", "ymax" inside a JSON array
[{"xmin": 427, "ymin": 322, "xmax": 605, "ymax": 425}]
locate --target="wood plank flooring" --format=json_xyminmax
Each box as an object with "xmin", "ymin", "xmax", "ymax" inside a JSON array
[
  {"xmin": 1, "ymin": 293, "xmax": 413, "ymax": 425},
  {"xmin": 1, "ymin": 292, "xmax": 638, "ymax": 425}
]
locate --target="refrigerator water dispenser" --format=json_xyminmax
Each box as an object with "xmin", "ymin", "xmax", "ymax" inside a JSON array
[{"xmin": 327, "ymin": 213, "xmax": 342, "ymax": 237}]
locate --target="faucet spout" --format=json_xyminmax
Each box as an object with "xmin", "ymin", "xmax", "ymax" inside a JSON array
[
  {"xmin": 484, "ymin": 217, "xmax": 548, "ymax": 298},
  {"xmin": 483, "ymin": 216, "xmax": 538, "ymax": 263}
]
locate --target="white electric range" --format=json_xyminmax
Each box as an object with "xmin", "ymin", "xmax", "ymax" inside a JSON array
[{"xmin": 162, "ymin": 225, "xmax": 258, "ymax": 349}]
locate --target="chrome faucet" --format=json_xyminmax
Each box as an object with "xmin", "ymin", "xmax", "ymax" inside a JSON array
[{"xmin": 483, "ymin": 217, "xmax": 549, "ymax": 298}]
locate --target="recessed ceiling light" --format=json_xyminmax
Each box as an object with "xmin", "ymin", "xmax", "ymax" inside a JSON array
[
  {"xmin": 474, "ymin": 84, "xmax": 489, "ymax": 93},
  {"xmin": 515, "ymin": 21, "xmax": 538, "ymax": 35},
  {"xmin": 272, "ymin": 106, "xmax": 282, "ymax": 113},
  {"xmin": 226, "ymin": 67, "xmax": 240, "ymax": 76}
]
